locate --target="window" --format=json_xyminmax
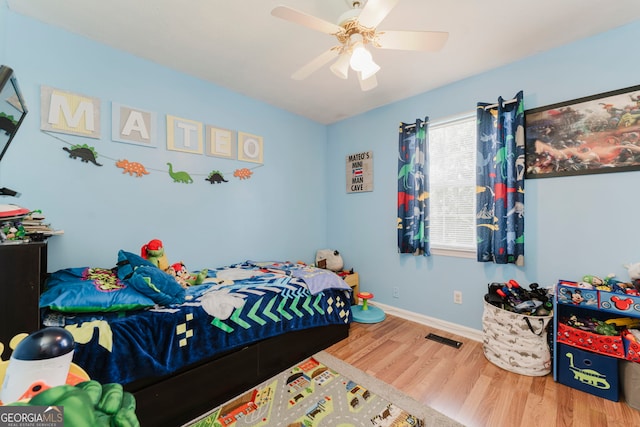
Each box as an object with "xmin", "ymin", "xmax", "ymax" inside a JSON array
[{"xmin": 428, "ymin": 113, "xmax": 476, "ymax": 257}]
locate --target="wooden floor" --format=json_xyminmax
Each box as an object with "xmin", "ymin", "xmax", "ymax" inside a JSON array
[{"xmin": 324, "ymin": 314, "xmax": 640, "ymax": 427}]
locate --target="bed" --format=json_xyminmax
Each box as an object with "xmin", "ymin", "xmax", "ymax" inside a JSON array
[{"xmin": 39, "ymin": 251, "xmax": 352, "ymax": 425}]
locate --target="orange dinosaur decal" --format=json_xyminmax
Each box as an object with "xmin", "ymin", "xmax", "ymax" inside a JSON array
[
  {"xmin": 116, "ymin": 159, "xmax": 150, "ymax": 177},
  {"xmin": 234, "ymin": 168, "xmax": 253, "ymax": 180}
]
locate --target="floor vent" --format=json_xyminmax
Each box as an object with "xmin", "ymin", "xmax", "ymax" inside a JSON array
[{"xmin": 426, "ymin": 333, "xmax": 463, "ymax": 349}]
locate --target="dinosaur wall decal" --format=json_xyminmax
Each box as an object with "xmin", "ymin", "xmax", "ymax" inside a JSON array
[
  {"xmin": 63, "ymin": 145, "xmax": 102, "ymax": 166},
  {"xmin": 166, "ymin": 162, "xmax": 193, "ymax": 184}
]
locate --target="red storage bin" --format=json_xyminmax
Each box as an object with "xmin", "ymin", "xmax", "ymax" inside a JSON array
[{"xmin": 556, "ymin": 323, "xmax": 625, "ymax": 358}]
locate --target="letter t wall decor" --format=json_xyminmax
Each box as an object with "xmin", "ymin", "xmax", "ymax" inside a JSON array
[{"xmin": 166, "ymin": 115, "xmax": 203, "ymax": 154}]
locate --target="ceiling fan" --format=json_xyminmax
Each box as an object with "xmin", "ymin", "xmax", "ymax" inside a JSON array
[{"xmin": 271, "ymin": 0, "xmax": 449, "ymax": 91}]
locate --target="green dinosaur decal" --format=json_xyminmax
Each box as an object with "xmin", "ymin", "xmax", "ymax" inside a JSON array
[{"xmin": 167, "ymin": 162, "xmax": 193, "ymax": 183}]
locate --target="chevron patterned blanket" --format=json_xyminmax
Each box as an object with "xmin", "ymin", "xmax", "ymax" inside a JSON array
[{"xmin": 41, "ymin": 261, "xmax": 352, "ymax": 385}]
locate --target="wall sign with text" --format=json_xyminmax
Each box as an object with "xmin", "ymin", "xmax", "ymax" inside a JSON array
[
  {"xmin": 346, "ymin": 151, "xmax": 373, "ymax": 193},
  {"xmin": 40, "ymin": 85, "xmax": 263, "ymax": 165}
]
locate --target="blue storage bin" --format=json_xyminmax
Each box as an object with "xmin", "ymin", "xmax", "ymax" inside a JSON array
[
  {"xmin": 557, "ymin": 343, "xmax": 619, "ymax": 401},
  {"xmin": 598, "ymin": 290, "xmax": 640, "ymax": 316},
  {"xmin": 556, "ymin": 281, "xmax": 598, "ymax": 308}
]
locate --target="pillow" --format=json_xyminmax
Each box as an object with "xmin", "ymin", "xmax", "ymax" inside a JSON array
[
  {"xmin": 40, "ymin": 267, "xmax": 156, "ymax": 313},
  {"xmin": 116, "ymin": 250, "xmax": 186, "ymax": 306}
]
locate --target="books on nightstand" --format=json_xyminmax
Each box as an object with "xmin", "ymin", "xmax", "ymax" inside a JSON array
[
  {"xmin": 20, "ymin": 212, "xmax": 64, "ymax": 237},
  {"xmin": 0, "ymin": 210, "xmax": 64, "ymax": 242}
]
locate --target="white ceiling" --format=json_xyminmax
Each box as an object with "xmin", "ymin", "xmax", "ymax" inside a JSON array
[{"xmin": 7, "ymin": 0, "xmax": 640, "ymax": 124}]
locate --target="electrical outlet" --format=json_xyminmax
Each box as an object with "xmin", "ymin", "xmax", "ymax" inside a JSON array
[
  {"xmin": 453, "ymin": 290, "xmax": 463, "ymax": 304},
  {"xmin": 393, "ymin": 287, "xmax": 400, "ymax": 298}
]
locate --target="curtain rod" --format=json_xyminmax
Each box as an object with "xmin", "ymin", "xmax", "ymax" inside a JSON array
[
  {"xmin": 400, "ymin": 120, "xmax": 428, "ymax": 130},
  {"xmin": 481, "ymin": 97, "xmax": 518, "ymax": 110},
  {"xmin": 402, "ymin": 96, "xmax": 518, "ymax": 130}
]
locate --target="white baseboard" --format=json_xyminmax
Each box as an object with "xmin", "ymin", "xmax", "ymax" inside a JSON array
[{"xmin": 371, "ymin": 301, "xmax": 483, "ymax": 343}]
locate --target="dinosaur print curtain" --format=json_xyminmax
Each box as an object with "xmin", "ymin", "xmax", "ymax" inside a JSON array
[
  {"xmin": 476, "ymin": 91, "xmax": 525, "ymax": 265},
  {"xmin": 398, "ymin": 118, "xmax": 430, "ymax": 256}
]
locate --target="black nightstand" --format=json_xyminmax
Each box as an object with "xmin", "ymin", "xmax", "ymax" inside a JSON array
[{"xmin": 0, "ymin": 241, "xmax": 47, "ymax": 360}]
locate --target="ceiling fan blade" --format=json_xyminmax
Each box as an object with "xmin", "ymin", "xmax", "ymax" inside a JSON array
[
  {"xmin": 291, "ymin": 49, "xmax": 339, "ymax": 80},
  {"xmin": 271, "ymin": 6, "xmax": 342, "ymax": 35},
  {"xmin": 376, "ymin": 30, "xmax": 449, "ymax": 51},
  {"xmin": 358, "ymin": 72, "xmax": 378, "ymax": 91},
  {"xmin": 357, "ymin": 0, "xmax": 400, "ymax": 29}
]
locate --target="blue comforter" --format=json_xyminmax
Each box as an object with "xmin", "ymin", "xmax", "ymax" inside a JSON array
[{"xmin": 41, "ymin": 261, "xmax": 352, "ymax": 385}]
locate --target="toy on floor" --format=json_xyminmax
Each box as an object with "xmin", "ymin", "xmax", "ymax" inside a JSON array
[
  {"xmin": 0, "ymin": 330, "xmax": 141, "ymax": 425},
  {"xmin": 351, "ymin": 291, "xmax": 386, "ymax": 324},
  {"xmin": 140, "ymin": 239, "xmax": 208, "ymax": 288},
  {"xmin": 0, "ymin": 328, "xmax": 88, "ymax": 405}
]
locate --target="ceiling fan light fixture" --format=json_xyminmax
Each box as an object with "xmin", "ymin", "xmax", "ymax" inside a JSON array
[
  {"xmin": 349, "ymin": 43, "xmax": 372, "ymax": 71},
  {"xmin": 349, "ymin": 41, "xmax": 380, "ymax": 79},
  {"xmin": 359, "ymin": 59, "xmax": 380, "ymax": 80},
  {"xmin": 330, "ymin": 52, "xmax": 351, "ymax": 79}
]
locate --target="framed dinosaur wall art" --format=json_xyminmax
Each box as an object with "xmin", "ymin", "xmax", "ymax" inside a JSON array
[{"xmin": 525, "ymin": 84, "xmax": 640, "ymax": 179}]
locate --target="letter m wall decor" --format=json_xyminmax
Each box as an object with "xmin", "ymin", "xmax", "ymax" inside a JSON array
[{"xmin": 40, "ymin": 86, "xmax": 101, "ymax": 138}]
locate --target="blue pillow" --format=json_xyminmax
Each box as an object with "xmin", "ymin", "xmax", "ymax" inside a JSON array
[
  {"xmin": 116, "ymin": 250, "xmax": 186, "ymax": 306},
  {"xmin": 40, "ymin": 267, "xmax": 156, "ymax": 313}
]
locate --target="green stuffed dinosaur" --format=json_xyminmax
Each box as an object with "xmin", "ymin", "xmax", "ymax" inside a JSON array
[
  {"xmin": 594, "ymin": 319, "xmax": 617, "ymax": 336},
  {"xmin": 6, "ymin": 381, "xmax": 140, "ymax": 427}
]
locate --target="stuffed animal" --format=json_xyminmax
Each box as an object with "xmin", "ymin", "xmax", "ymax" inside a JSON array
[
  {"xmin": 625, "ymin": 262, "xmax": 640, "ymax": 281},
  {"xmin": 167, "ymin": 261, "xmax": 208, "ymax": 288},
  {"xmin": 315, "ymin": 249, "xmax": 344, "ymax": 272},
  {"xmin": 141, "ymin": 239, "xmax": 169, "ymax": 271},
  {"xmin": 141, "ymin": 239, "xmax": 208, "ymax": 289}
]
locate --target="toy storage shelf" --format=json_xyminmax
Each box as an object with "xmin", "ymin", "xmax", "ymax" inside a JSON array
[{"xmin": 553, "ymin": 280, "xmax": 640, "ymax": 402}]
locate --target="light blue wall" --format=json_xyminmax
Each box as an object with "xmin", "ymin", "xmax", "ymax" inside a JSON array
[
  {"xmin": 4, "ymin": 4, "xmax": 640, "ymax": 332},
  {"xmin": 1, "ymin": 8, "xmax": 329, "ymax": 271},
  {"xmin": 0, "ymin": 3, "xmax": 6, "ymax": 61},
  {"xmin": 326, "ymin": 21, "xmax": 640, "ymax": 330}
]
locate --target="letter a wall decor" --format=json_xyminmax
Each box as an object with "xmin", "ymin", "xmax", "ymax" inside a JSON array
[{"xmin": 112, "ymin": 103, "xmax": 158, "ymax": 148}]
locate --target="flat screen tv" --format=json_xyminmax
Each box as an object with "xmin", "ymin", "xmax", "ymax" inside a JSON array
[{"xmin": 0, "ymin": 65, "xmax": 28, "ymax": 163}]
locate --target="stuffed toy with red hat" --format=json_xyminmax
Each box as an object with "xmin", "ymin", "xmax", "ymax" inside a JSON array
[
  {"xmin": 141, "ymin": 239, "xmax": 169, "ymax": 271},
  {"xmin": 141, "ymin": 239, "xmax": 208, "ymax": 288}
]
